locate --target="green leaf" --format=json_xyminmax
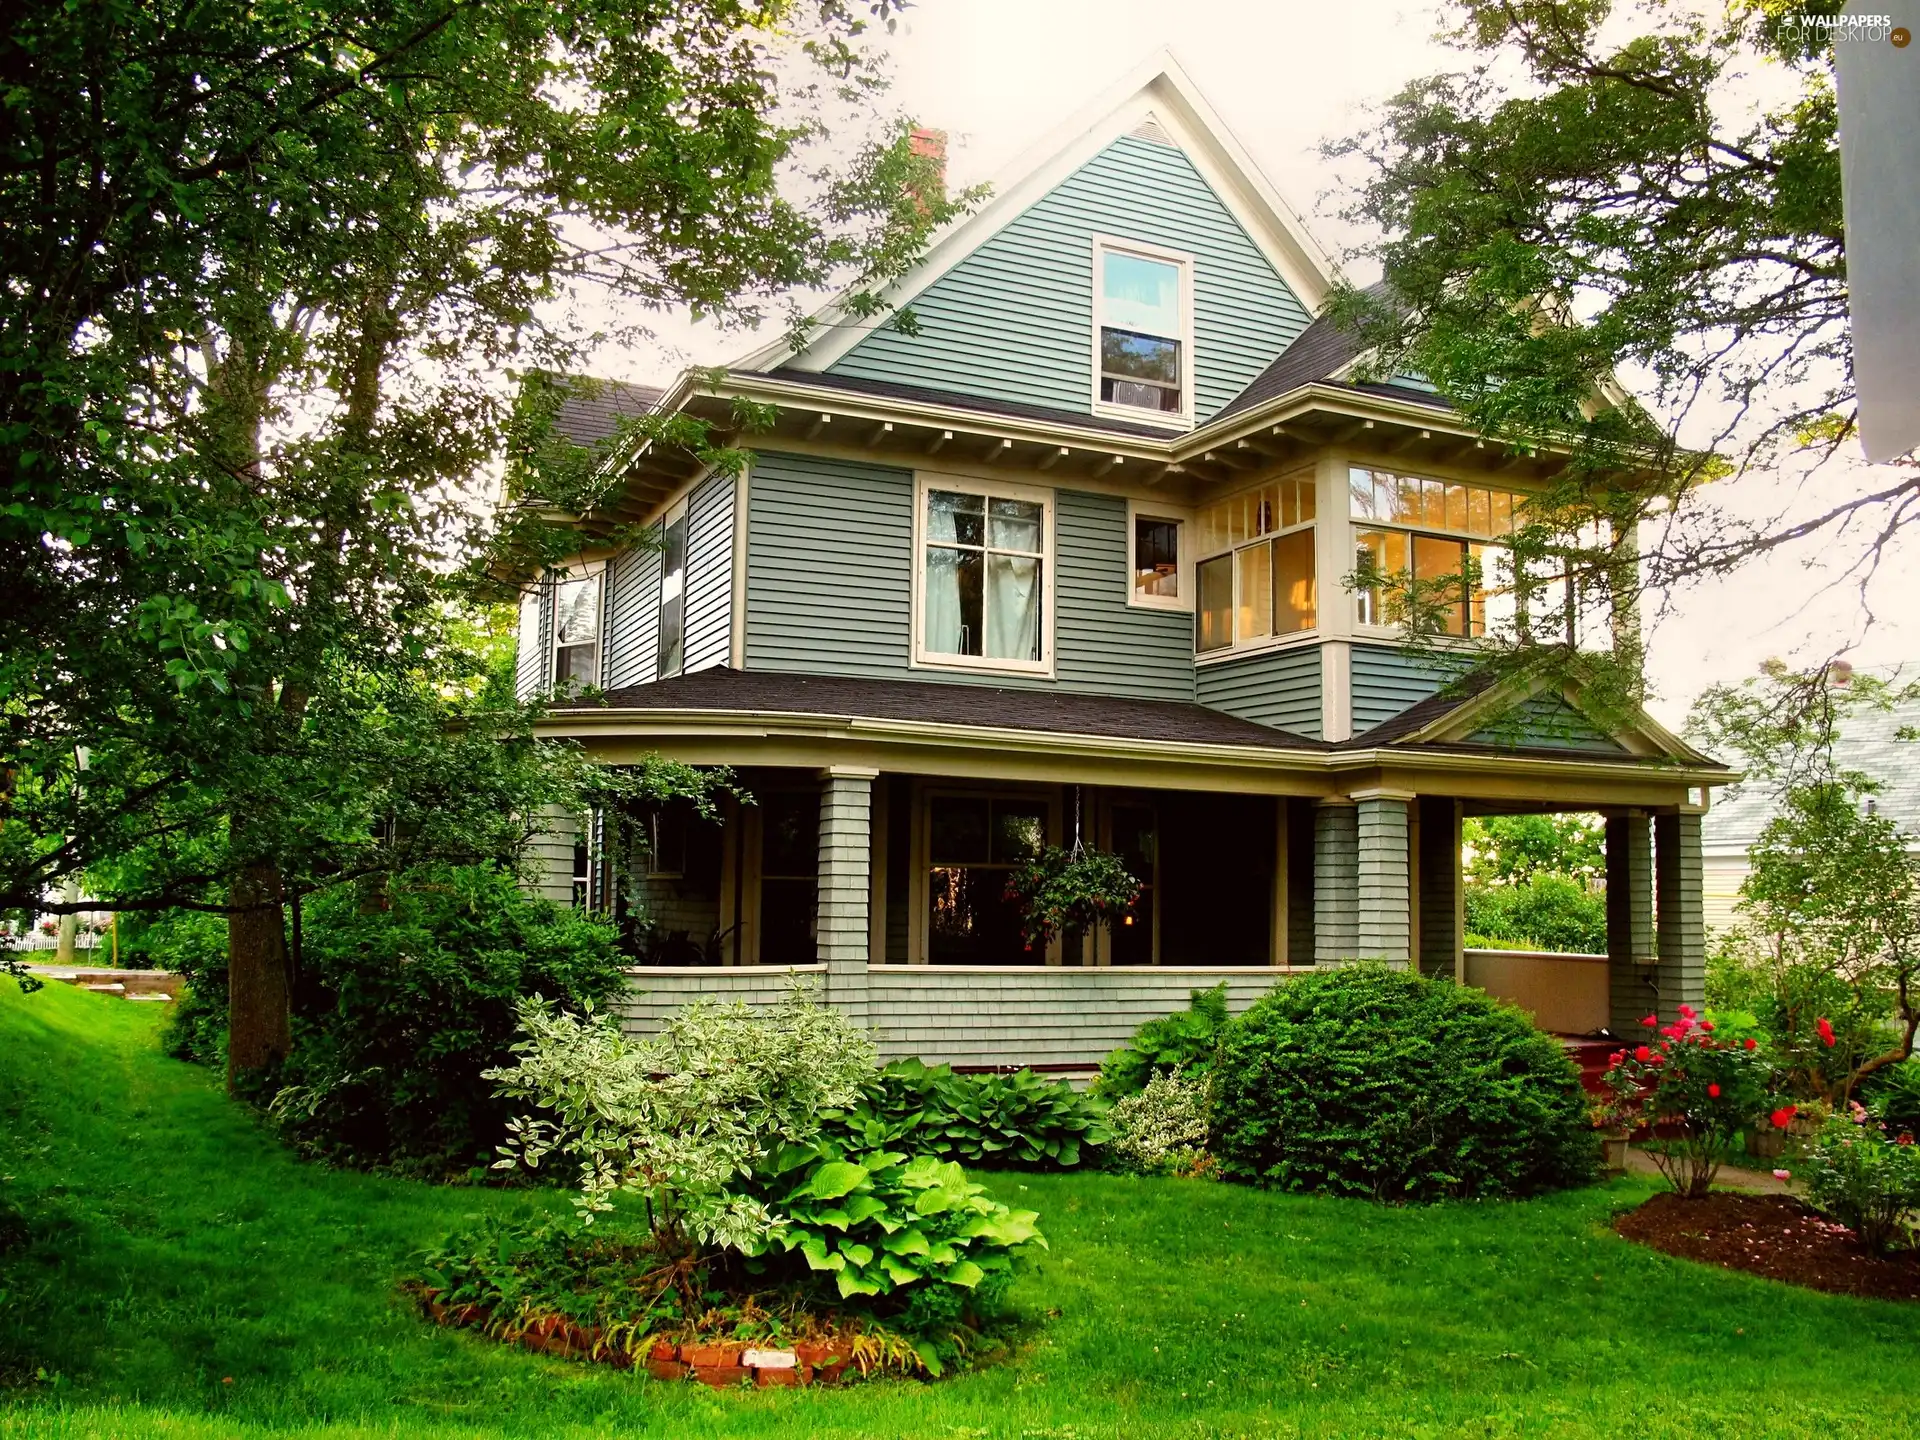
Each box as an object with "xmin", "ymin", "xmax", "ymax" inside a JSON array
[
  {"xmin": 946, "ymin": 1259, "xmax": 985, "ymax": 1289},
  {"xmin": 835, "ymin": 1267, "xmax": 882, "ymax": 1299},
  {"xmin": 841, "ymin": 1241, "xmax": 874, "ymax": 1267},
  {"xmin": 799, "ymin": 1160, "xmax": 868, "ymax": 1200},
  {"xmin": 882, "ymin": 1227, "xmax": 930, "ymax": 1257},
  {"xmin": 913, "ymin": 1339, "xmax": 945, "ymax": 1377}
]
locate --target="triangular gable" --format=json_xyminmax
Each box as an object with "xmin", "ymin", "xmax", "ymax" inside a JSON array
[
  {"xmin": 734, "ymin": 52, "xmax": 1338, "ymax": 403},
  {"xmin": 1391, "ymin": 668, "xmax": 1713, "ymax": 765}
]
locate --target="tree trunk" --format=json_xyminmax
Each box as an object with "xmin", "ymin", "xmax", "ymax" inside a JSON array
[{"xmin": 227, "ymin": 854, "xmax": 292, "ymax": 1090}]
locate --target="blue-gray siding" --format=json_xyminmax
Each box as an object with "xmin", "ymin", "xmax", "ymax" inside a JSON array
[
  {"xmin": 828, "ymin": 135, "xmax": 1311, "ymax": 424},
  {"xmin": 685, "ymin": 472, "xmax": 735, "ymax": 673},
  {"xmin": 743, "ymin": 451, "xmax": 1194, "ymax": 700},
  {"xmin": 1196, "ymin": 646, "xmax": 1321, "ymax": 738},
  {"xmin": 1350, "ymin": 643, "xmax": 1464, "ymax": 733},
  {"xmin": 1468, "ymin": 692, "xmax": 1626, "ymax": 752},
  {"xmin": 605, "ymin": 531, "xmax": 661, "ymax": 689}
]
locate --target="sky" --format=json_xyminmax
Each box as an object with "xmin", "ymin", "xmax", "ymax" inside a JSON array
[{"xmin": 595, "ymin": 0, "xmax": 1920, "ymax": 729}]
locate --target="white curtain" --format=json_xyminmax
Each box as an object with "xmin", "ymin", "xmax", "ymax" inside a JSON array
[
  {"xmin": 925, "ymin": 546, "xmax": 967, "ymax": 655},
  {"xmin": 985, "ymin": 554, "xmax": 1039, "ymax": 661}
]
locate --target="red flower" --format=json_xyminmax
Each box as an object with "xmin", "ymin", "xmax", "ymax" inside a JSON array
[
  {"xmin": 1743, "ymin": 1037, "xmax": 1758, "ymax": 1051},
  {"xmin": 1898, "ymin": 1134, "xmax": 1915, "ymax": 1146},
  {"xmin": 1641, "ymin": 1015, "xmax": 1658, "ymax": 1028},
  {"xmin": 1635, "ymin": 1046, "xmax": 1652, "ymax": 1063},
  {"xmin": 1816, "ymin": 1017, "xmax": 1836, "ymax": 1048},
  {"xmin": 1679, "ymin": 1003, "xmax": 1696, "ymax": 1019},
  {"xmin": 1771, "ymin": 1106, "xmax": 1798, "ymax": 1130},
  {"xmin": 1708, "ymin": 1084, "xmax": 1721, "ymax": 1098},
  {"xmin": 1700, "ymin": 1020, "xmax": 1715, "ymax": 1033}
]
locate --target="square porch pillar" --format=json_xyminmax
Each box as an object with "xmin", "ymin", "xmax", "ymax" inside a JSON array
[
  {"xmin": 817, "ymin": 766, "xmax": 877, "ymax": 1023},
  {"xmin": 1654, "ymin": 809, "xmax": 1707, "ymax": 1021},
  {"xmin": 1606, "ymin": 812, "xmax": 1657, "ymax": 1033},
  {"xmin": 1313, "ymin": 800, "xmax": 1359, "ymax": 966},
  {"xmin": 1416, "ymin": 797, "xmax": 1463, "ymax": 980},
  {"xmin": 1354, "ymin": 791, "xmax": 1412, "ymax": 968}
]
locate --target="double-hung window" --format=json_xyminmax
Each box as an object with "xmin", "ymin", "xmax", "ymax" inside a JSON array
[
  {"xmin": 656, "ymin": 503, "xmax": 688, "ymax": 678},
  {"xmin": 552, "ymin": 569, "xmax": 602, "ymax": 686},
  {"xmin": 917, "ymin": 480, "xmax": 1049, "ymax": 673},
  {"xmin": 1129, "ymin": 502, "xmax": 1188, "ymax": 609},
  {"xmin": 1093, "ymin": 240, "xmax": 1193, "ymax": 422},
  {"xmin": 1349, "ymin": 467, "xmax": 1526, "ymax": 638},
  {"xmin": 1193, "ymin": 474, "xmax": 1317, "ymax": 654}
]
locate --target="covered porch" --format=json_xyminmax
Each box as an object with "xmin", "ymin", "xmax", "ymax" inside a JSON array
[{"xmin": 537, "ymin": 669, "xmax": 1726, "ymax": 1069}]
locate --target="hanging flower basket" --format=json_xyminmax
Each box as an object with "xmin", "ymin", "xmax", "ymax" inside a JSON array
[{"xmin": 1002, "ymin": 846, "xmax": 1141, "ymax": 950}]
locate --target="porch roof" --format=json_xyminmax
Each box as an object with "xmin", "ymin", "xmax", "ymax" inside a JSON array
[{"xmin": 592, "ymin": 667, "xmax": 1326, "ymax": 751}]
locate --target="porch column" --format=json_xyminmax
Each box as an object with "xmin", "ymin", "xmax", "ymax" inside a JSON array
[
  {"xmin": 1654, "ymin": 810, "xmax": 1707, "ymax": 1021},
  {"xmin": 817, "ymin": 766, "xmax": 876, "ymax": 1023},
  {"xmin": 1606, "ymin": 812, "xmax": 1657, "ymax": 1033},
  {"xmin": 1312, "ymin": 800, "xmax": 1359, "ymax": 966},
  {"xmin": 1416, "ymin": 797, "xmax": 1463, "ymax": 980},
  {"xmin": 1354, "ymin": 791, "xmax": 1412, "ymax": 967}
]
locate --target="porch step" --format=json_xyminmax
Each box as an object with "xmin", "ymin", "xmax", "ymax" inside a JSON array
[{"xmin": 1561, "ymin": 1037, "xmax": 1620, "ymax": 1097}]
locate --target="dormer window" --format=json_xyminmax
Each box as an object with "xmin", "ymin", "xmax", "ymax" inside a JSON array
[{"xmin": 1093, "ymin": 239, "xmax": 1193, "ymax": 424}]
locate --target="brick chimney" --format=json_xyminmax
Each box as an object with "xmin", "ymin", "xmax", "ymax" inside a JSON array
[{"xmin": 907, "ymin": 126, "xmax": 947, "ymax": 211}]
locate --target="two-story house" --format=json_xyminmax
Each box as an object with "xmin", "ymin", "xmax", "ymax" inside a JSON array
[{"xmin": 514, "ymin": 54, "xmax": 1732, "ymax": 1069}]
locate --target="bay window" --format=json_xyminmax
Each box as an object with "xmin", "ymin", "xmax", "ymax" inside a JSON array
[
  {"xmin": 1194, "ymin": 473, "xmax": 1317, "ymax": 655},
  {"xmin": 918, "ymin": 481, "xmax": 1049, "ymax": 672},
  {"xmin": 1093, "ymin": 240, "xmax": 1192, "ymax": 421}
]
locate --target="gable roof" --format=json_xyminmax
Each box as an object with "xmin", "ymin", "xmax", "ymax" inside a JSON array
[
  {"xmin": 540, "ymin": 375, "xmax": 664, "ymax": 450},
  {"xmin": 1214, "ymin": 282, "xmax": 1453, "ymax": 421},
  {"xmin": 731, "ymin": 51, "xmax": 1339, "ymax": 378}
]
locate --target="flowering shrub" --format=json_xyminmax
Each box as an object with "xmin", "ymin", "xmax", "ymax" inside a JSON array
[
  {"xmin": 1002, "ymin": 846, "xmax": 1140, "ymax": 949},
  {"xmin": 1798, "ymin": 1102, "xmax": 1920, "ymax": 1252},
  {"xmin": 1600, "ymin": 1005, "xmax": 1772, "ymax": 1198},
  {"xmin": 1108, "ymin": 1069, "xmax": 1213, "ymax": 1177}
]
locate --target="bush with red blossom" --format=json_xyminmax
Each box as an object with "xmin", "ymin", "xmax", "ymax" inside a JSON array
[{"xmin": 1600, "ymin": 1005, "xmax": 1773, "ymax": 1198}]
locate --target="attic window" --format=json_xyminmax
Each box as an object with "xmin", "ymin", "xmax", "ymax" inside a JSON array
[{"xmin": 1093, "ymin": 240, "xmax": 1193, "ymax": 422}]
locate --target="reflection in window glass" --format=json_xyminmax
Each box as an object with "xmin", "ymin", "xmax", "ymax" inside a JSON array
[
  {"xmin": 924, "ymin": 488, "xmax": 1044, "ymax": 665},
  {"xmin": 1273, "ymin": 528, "xmax": 1317, "ymax": 635},
  {"xmin": 1099, "ymin": 249, "xmax": 1184, "ymax": 413},
  {"xmin": 554, "ymin": 573, "xmax": 601, "ymax": 686},
  {"xmin": 1197, "ymin": 555, "xmax": 1233, "ymax": 652},
  {"xmin": 1413, "ymin": 534, "xmax": 1469, "ymax": 637},
  {"xmin": 1133, "ymin": 515, "xmax": 1181, "ymax": 599},
  {"xmin": 1109, "ymin": 804, "xmax": 1156, "ymax": 967},
  {"xmin": 929, "ymin": 797, "xmax": 1048, "ymax": 965},
  {"xmin": 1236, "ymin": 541, "xmax": 1274, "ymax": 642}
]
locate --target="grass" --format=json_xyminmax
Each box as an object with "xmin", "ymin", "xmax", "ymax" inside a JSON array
[{"xmin": 2, "ymin": 984, "xmax": 1918, "ymax": 1439}]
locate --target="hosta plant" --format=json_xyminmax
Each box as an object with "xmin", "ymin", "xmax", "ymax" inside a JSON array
[
  {"xmin": 1798, "ymin": 1101, "xmax": 1920, "ymax": 1252},
  {"xmin": 765, "ymin": 1145, "xmax": 1045, "ymax": 1338},
  {"xmin": 1096, "ymin": 984, "xmax": 1232, "ymax": 1097},
  {"xmin": 824, "ymin": 1059, "xmax": 1110, "ymax": 1169},
  {"xmin": 1600, "ymin": 1005, "xmax": 1772, "ymax": 1198}
]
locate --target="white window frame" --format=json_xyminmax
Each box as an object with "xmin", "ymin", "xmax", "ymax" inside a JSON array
[
  {"xmin": 1089, "ymin": 236, "xmax": 1197, "ymax": 431},
  {"xmin": 1125, "ymin": 499, "xmax": 1193, "ymax": 612},
  {"xmin": 910, "ymin": 472, "xmax": 1056, "ymax": 679},
  {"xmin": 1345, "ymin": 467, "xmax": 1534, "ymax": 646},
  {"xmin": 1192, "ymin": 482, "xmax": 1319, "ymax": 662},
  {"xmin": 550, "ymin": 560, "xmax": 606, "ymax": 689}
]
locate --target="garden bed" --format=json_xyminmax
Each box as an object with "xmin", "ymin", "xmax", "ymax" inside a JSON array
[
  {"xmin": 1616, "ymin": 1191, "xmax": 1920, "ymax": 1301},
  {"xmin": 420, "ymin": 1291, "xmax": 862, "ymax": 1386}
]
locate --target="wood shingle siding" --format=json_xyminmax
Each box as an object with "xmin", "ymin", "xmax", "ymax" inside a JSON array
[
  {"xmin": 1349, "ymin": 643, "xmax": 1461, "ymax": 733},
  {"xmin": 615, "ymin": 965, "xmax": 1295, "ymax": 1069},
  {"xmin": 685, "ymin": 471, "xmax": 735, "ymax": 673},
  {"xmin": 827, "ymin": 135, "xmax": 1311, "ymax": 424},
  {"xmin": 1196, "ymin": 646, "xmax": 1322, "ymax": 737},
  {"xmin": 605, "ymin": 527, "xmax": 662, "ymax": 689},
  {"xmin": 1466, "ymin": 692, "xmax": 1626, "ymax": 752},
  {"xmin": 743, "ymin": 453, "xmax": 1197, "ymax": 701}
]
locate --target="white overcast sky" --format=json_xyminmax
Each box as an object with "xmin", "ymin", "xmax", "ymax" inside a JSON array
[{"xmin": 595, "ymin": 0, "xmax": 1920, "ymax": 728}]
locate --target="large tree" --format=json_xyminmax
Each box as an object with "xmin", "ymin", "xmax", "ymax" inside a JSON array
[
  {"xmin": 1, "ymin": 0, "xmax": 957, "ymax": 1082},
  {"xmin": 1326, "ymin": 0, "xmax": 1895, "ymax": 689}
]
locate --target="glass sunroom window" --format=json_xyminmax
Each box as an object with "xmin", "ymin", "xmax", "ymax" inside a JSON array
[
  {"xmin": 1098, "ymin": 248, "xmax": 1185, "ymax": 415},
  {"xmin": 1193, "ymin": 474, "xmax": 1316, "ymax": 654},
  {"xmin": 923, "ymin": 488, "xmax": 1045, "ymax": 666},
  {"xmin": 1350, "ymin": 467, "xmax": 1524, "ymax": 637}
]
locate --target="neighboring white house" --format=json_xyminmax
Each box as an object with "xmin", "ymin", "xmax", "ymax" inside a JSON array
[{"xmin": 1701, "ymin": 685, "xmax": 1920, "ymax": 930}]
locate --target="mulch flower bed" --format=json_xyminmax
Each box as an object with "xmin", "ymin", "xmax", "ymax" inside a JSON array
[
  {"xmin": 1616, "ymin": 1191, "xmax": 1920, "ymax": 1302},
  {"xmin": 421, "ymin": 1294, "xmax": 854, "ymax": 1387}
]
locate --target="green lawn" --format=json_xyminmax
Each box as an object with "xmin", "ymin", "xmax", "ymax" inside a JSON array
[{"xmin": 1, "ymin": 984, "xmax": 1916, "ymax": 1439}]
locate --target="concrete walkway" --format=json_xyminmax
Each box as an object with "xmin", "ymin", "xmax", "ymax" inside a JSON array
[{"xmin": 16, "ymin": 963, "xmax": 181, "ymax": 1001}]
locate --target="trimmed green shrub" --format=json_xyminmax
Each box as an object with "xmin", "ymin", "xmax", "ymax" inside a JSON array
[
  {"xmin": 1212, "ymin": 966, "xmax": 1597, "ymax": 1202},
  {"xmin": 1095, "ymin": 983, "xmax": 1232, "ymax": 1097},
  {"xmin": 268, "ymin": 863, "xmax": 627, "ymax": 1172},
  {"xmin": 822, "ymin": 1059, "xmax": 1110, "ymax": 1169}
]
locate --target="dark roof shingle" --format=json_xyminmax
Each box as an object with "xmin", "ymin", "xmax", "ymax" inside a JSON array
[
  {"xmin": 546, "ymin": 376, "xmax": 665, "ymax": 451},
  {"xmin": 578, "ymin": 667, "xmax": 1327, "ymax": 750}
]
